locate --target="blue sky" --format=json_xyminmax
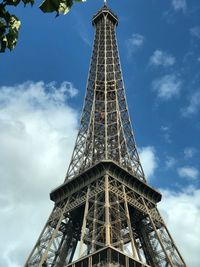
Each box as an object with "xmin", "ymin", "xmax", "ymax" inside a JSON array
[{"xmin": 0, "ymin": 0, "xmax": 200, "ymax": 266}]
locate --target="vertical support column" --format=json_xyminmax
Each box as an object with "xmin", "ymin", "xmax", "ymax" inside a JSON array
[
  {"xmin": 92, "ymin": 22, "xmax": 102, "ymax": 165},
  {"xmin": 136, "ymin": 220, "xmax": 158, "ymax": 266},
  {"xmin": 89, "ymin": 255, "xmax": 92, "ymax": 267},
  {"xmin": 79, "ymin": 187, "xmax": 90, "ymax": 257},
  {"xmin": 125, "ymin": 255, "xmax": 129, "ymax": 267},
  {"xmin": 107, "ymin": 247, "xmax": 112, "ymax": 267},
  {"xmin": 122, "ymin": 185, "xmax": 138, "ymax": 260},
  {"xmin": 104, "ymin": 14, "xmax": 108, "ymax": 160},
  {"xmin": 162, "ymin": 210, "xmax": 187, "ymax": 266},
  {"xmin": 25, "ymin": 206, "xmax": 56, "ymax": 266},
  {"xmin": 91, "ymin": 191, "xmax": 98, "ymax": 252},
  {"xmin": 69, "ymin": 240, "xmax": 78, "ymax": 263},
  {"xmin": 116, "ymin": 194, "xmax": 124, "ymax": 252},
  {"xmin": 105, "ymin": 174, "xmax": 111, "ymax": 245},
  {"xmin": 38, "ymin": 200, "xmax": 69, "ymax": 267},
  {"xmin": 142, "ymin": 198, "xmax": 174, "ymax": 267}
]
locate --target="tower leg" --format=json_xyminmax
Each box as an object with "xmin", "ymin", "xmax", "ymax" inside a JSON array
[{"xmin": 79, "ymin": 187, "xmax": 90, "ymax": 257}]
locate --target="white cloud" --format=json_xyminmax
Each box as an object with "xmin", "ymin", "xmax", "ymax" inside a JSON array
[
  {"xmin": 149, "ymin": 50, "xmax": 175, "ymax": 67},
  {"xmin": 161, "ymin": 125, "xmax": 172, "ymax": 143},
  {"xmin": 182, "ymin": 90, "xmax": 200, "ymax": 116},
  {"xmin": 171, "ymin": 0, "xmax": 187, "ymax": 12},
  {"xmin": 1, "ymin": 81, "xmax": 198, "ymax": 267},
  {"xmin": 73, "ymin": 10, "xmax": 92, "ymax": 46},
  {"xmin": 126, "ymin": 33, "xmax": 144, "ymax": 57},
  {"xmin": 177, "ymin": 166, "xmax": 199, "ymax": 180},
  {"xmin": 152, "ymin": 74, "xmax": 182, "ymax": 100},
  {"xmin": 139, "ymin": 146, "xmax": 157, "ymax": 179},
  {"xmin": 184, "ymin": 147, "xmax": 196, "ymax": 159},
  {"xmin": 165, "ymin": 156, "xmax": 176, "ymax": 168},
  {"xmin": 159, "ymin": 186, "xmax": 200, "ymax": 267},
  {"xmin": 161, "ymin": 126, "xmax": 169, "ymax": 132},
  {"xmin": 0, "ymin": 81, "xmax": 79, "ymax": 266},
  {"xmin": 190, "ymin": 26, "xmax": 200, "ymax": 39}
]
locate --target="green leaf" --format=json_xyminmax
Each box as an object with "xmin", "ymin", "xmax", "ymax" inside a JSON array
[
  {"xmin": 0, "ymin": 19, "xmax": 6, "ymax": 36},
  {"xmin": 39, "ymin": 0, "xmax": 82, "ymax": 16},
  {"xmin": 39, "ymin": 0, "xmax": 60, "ymax": 13},
  {"xmin": 0, "ymin": 0, "xmax": 86, "ymax": 53},
  {"xmin": 58, "ymin": 2, "xmax": 70, "ymax": 15},
  {"xmin": 0, "ymin": 36, "xmax": 7, "ymax": 52},
  {"xmin": 7, "ymin": 15, "xmax": 21, "ymax": 50},
  {"xmin": 22, "ymin": 0, "xmax": 35, "ymax": 6},
  {"xmin": 9, "ymin": 15, "xmax": 21, "ymax": 31},
  {"xmin": 0, "ymin": 10, "xmax": 21, "ymax": 52},
  {"xmin": 3, "ymin": 0, "xmax": 21, "ymax": 6}
]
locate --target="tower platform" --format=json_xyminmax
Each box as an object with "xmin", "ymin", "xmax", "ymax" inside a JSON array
[
  {"xmin": 50, "ymin": 161, "xmax": 161, "ymax": 205},
  {"xmin": 67, "ymin": 247, "xmax": 150, "ymax": 267}
]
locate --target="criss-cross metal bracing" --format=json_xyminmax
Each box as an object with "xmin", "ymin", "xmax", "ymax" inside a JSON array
[
  {"xmin": 25, "ymin": 163, "xmax": 186, "ymax": 267},
  {"xmin": 65, "ymin": 5, "xmax": 145, "ymax": 182},
  {"xmin": 25, "ymin": 4, "xmax": 187, "ymax": 267}
]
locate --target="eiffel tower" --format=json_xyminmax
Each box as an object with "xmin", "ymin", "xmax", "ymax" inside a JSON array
[{"xmin": 25, "ymin": 2, "xmax": 187, "ymax": 267}]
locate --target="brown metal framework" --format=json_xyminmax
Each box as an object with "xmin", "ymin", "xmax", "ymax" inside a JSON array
[{"xmin": 25, "ymin": 4, "xmax": 187, "ymax": 267}]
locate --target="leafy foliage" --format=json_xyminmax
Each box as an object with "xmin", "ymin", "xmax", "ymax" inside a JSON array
[{"xmin": 0, "ymin": 0, "xmax": 85, "ymax": 52}]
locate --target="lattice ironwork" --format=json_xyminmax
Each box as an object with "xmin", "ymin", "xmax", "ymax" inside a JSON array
[
  {"xmin": 25, "ymin": 3, "xmax": 187, "ymax": 267},
  {"xmin": 65, "ymin": 4, "xmax": 145, "ymax": 182},
  {"xmin": 25, "ymin": 169, "xmax": 186, "ymax": 267}
]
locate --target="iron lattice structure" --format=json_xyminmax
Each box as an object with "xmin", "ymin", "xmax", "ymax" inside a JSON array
[{"xmin": 25, "ymin": 4, "xmax": 187, "ymax": 267}]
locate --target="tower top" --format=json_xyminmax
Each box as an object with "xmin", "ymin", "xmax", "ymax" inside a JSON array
[
  {"xmin": 92, "ymin": 1, "xmax": 118, "ymax": 26},
  {"xmin": 66, "ymin": 0, "xmax": 144, "ymax": 182}
]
